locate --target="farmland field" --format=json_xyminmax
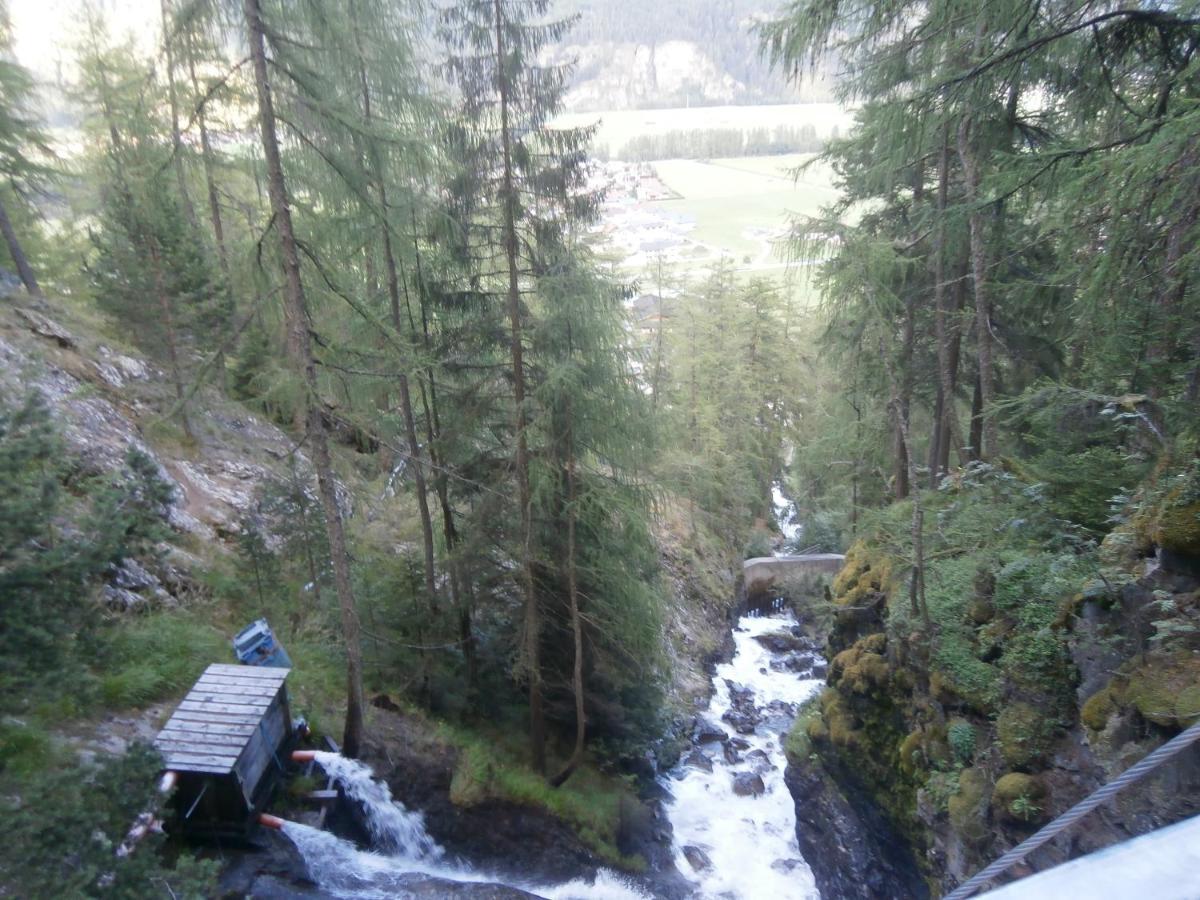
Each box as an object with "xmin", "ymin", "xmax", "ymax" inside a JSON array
[
  {"xmin": 651, "ymin": 154, "xmax": 839, "ymax": 262},
  {"xmin": 558, "ymin": 103, "xmax": 855, "ymax": 157}
]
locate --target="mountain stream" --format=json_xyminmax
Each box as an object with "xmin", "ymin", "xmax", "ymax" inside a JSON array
[{"xmin": 280, "ymin": 611, "xmax": 824, "ymax": 899}]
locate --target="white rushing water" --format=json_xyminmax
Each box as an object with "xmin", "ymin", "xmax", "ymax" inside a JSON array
[
  {"xmin": 663, "ymin": 611, "xmax": 823, "ymax": 899},
  {"xmin": 772, "ymin": 483, "xmax": 801, "ymax": 546},
  {"xmin": 281, "ymin": 752, "xmax": 651, "ymax": 899},
  {"xmin": 280, "ymin": 617, "xmax": 822, "ymax": 899}
]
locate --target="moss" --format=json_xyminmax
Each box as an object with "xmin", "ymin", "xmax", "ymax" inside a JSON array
[
  {"xmin": 861, "ymin": 632, "xmax": 888, "ymax": 654},
  {"xmin": 992, "ymin": 772, "xmax": 1048, "ymax": 825},
  {"xmin": 832, "ymin": 541, "xmax": 894, "ymax": 608},
  {"xmin": 898, "ymin": 730, "xmax": 924, "ymax": 775},
  {"xmin": 786, "ymin": 699, "xmax": 821, "ymax": 762},
  {"xmin": 996, "ymin": 702, "xmax": 1057, "ymax": 769},
  {"xmin": 1124, "ymin": 653, "xmax": 1200, "ymax": 728},
  {"xmin": 898, "ymin": 725, "xmax": 950, "ymax": 776},
  {"xmin": 1081, "ymin": 685, "xmax": 1120, "ymax": 732},
  {"xmin": 831, "ymin": 634, "xmax": 892, "ymax": 696},
  {"xmin": 806, "ymin": 714, "xmax": 830, "ymax": 744},
  {"xmin": 1154, "ymin": 501, "xmax": 1200, "ymax": 557},
  {"xmin": 948, "ymin": 767, "xmax": 990, "ymax": 846}
]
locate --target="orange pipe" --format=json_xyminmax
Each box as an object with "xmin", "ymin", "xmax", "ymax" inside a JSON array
[
  {"xmin": 291, "ymin": 749, "xmax": 318, "ymax": 762},
  {"xmin": 258, "ymin": 813, "xmax": 287, "ymax": 830}
]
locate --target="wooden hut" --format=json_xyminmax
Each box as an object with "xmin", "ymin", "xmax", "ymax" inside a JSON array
[{"xmin": 154, "ymin": 663, "xmax": 294, "ymax": 839}]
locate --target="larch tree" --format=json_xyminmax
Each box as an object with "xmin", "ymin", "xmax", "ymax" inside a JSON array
[
  {"xmin": 439, "ymin": 0, "xmax": 598, "ymax": 772},
  {"xmin": 242, "ymin": 0, "xmax": 366, "ymax": 758}
]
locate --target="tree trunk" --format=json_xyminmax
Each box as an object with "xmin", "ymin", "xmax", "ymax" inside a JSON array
[
  {"xmin": 159, "ymin": 0, "xmax": 199, "ymax": 231},
  {"xmin": 931, "ymin": 128, "xmax": 964, "ymax": 484},
  {"xmin": 894, "ymin": 290, "xmax": 914, "ymax": 500},
  {"xmin": 0, "ymin": 197, "xmax": 40, "ymax": 297},
  {"xmin": 650, "ymin": 256, "xmax": 666, "ymax": 409},
  {"xmin": 494, "ymin": 0, "xmax": 544, "ymax": 773},
  {"xmin": 357, "ymin": 51, "xmax": 439, "ymax": 612},
  {"xmin": 245, "ymin": 0, "xmax": 365, "ymax": 759},
  {"xmin": 550, "ymin": 411, "xmax": 584, "ymax": 788},
  {"xmin": 957, "ymin": 118, "xmax": 998, "ymax": 461},
  {"xmin": 148, "ymin": 240, "xmax": 193, "ymax": 441}
]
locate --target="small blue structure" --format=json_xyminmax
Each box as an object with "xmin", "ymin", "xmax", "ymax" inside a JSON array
[{"xmin": 233, "ymin": 618, "xmax": 292, "ymax": 669}]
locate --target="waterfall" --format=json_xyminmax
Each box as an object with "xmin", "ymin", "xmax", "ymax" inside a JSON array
[
  {"xmin": 280, "ymin": 753, "xmax": 651, "ymax": 899},
  {"xmin": 310, "ymin": 751, "xmax": 443, "ymax": 860},
  {"xmin": 772, "ymin": 483, "xmax": 801, "ymax": 545},
  {"xmin": 662, "ymin": 611, "xmax": 823, "ymax": 899}
]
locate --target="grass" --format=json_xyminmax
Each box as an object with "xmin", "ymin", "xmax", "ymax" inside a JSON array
[
  {"xmin": 440, "ymin": 721, "xmax": 646, "ymax": 871},
  {"xmin": 99, "ymin": 610, "xmax": 230, "ymax": 707}
]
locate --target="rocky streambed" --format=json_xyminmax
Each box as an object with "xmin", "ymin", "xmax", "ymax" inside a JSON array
[{"xmin": 662, "ymin": 612, "xmax": 826, "ymax": 899}]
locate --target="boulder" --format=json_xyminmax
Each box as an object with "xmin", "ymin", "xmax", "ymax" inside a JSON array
[
  {"xmin": 746, "ymin": 749, "xmax": 774, "ymax": 774},
  {"xmin": 694, "ymin": 718, "xmax": 728, "ymax": 744},
  {"xmin": 723, "ymin": 743, "xmax": 741, "ymax": 765},
  {"xmin": 682, "ymin": 845, "xmax": 712, "ymax": 872},
  {"xmin": 754, "ymin": 631, "xmax": 811, "ymax": 654},
  {"xmin": 732, "ymin": 773, "xmax": 766, "ymax": 797},
  {"xmin": 683, "ymin": 751, "xmax": 713, "ymax": 773}
]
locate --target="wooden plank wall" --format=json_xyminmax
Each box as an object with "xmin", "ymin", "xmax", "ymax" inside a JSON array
[{"xmin": 155, "ymin": 664, "xmax": 291, "ymax": 788}]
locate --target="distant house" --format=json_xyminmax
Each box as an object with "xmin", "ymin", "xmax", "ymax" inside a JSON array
[{"xmin": 631, "ymin": 293, "xmax": 678, "ymax": 329}]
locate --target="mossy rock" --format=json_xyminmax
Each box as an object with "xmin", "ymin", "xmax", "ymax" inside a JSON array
[
  {"xmin": 996, "ymin": 702, "xmax": 1057, "ymax": 769},
  {"xmin": 898, "ymin": 725, "xmax": 950, "ymax": 776},
  {"xmin": 948, "ymin": 767, "xmax": 991, "ymax": 846},
  {"xmin": 1080, "ymin": 685, "xmax": 1121, "ymax": 732},
  {"xmin": 1153, "ymin": 501, "xmax": 1200, "ymax": 557},
  {"xmin": 898, "ymin": 729, "xmax": 923, "ymax": 775},
  {"xmin": 1124, "ymin": 653, "xmax": 1200, "ymax": 728},
  {"xmin": 992, "ymin": 772, "xmax": 1048, "ymax": 825},
  {"xmin": 831, "ymin": 541, "xmax": 894, "ymax": 607},
  {"xmin": 861, "ymin": 632, "xmax": 887, "ymax": 654},
  {"xmin": 831, "ymin": 636, "xmax": 892, "ymax": 695},
  {"xmin": 968, "ymin": 597, "xmax": 995, "ymax": 625},
  {"xmin": 806, "ymin": 714, "xmax": 830, "ymax": 745},
  {"xmin": 930, "ymin": 670, "xmax": 958, "ymax": 705},
  {"xmin": 841, "ymin": 652, "xmax": 890, "ymax": 695}
]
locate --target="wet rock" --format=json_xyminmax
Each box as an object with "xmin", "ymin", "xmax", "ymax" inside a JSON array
[
  {"xmin": 771, "ymin": 858, "xmax": 806, "ymax": 874},
  {"xmin": 721, "ymin": 708, "xmax": 759, "ymax": 735},
  {"xmin": 784, "ymin": 757, "xmax": 927, "ymax": 899},
  {"xmin": 723, "ymin": 743, "xmax": 741, "ymax": 765},
  {"xmin": 732, "ymin": 772, "xmax": 765, "ymax": 797},
  {"xmin": 759, "ymin": 700, "xmax": 798, "ymax": 734},
  {"xmin": 729, "ymin": 738, "xmax": 751, "ymax": 751},
  {"xmin": 682, "ymin": 845, "xmax": 712, "ymax": 872},
  {"xmin": 811, "ymin": 661, "xmax": 829, "ymax": 679},
  {"xmin": 683, "ymin": 751, "xmax": 713, "ymax": 773},
  {"xmin": 746, "ymin": 749, "xmax": 775, "ymax": 774},
  {"xmin": 694, "ymin": 718, "xmax": 728, "ymax": 744},
  {"xmin": 753, "ymin": 631, "xmax": 811, "ymax": 654}
]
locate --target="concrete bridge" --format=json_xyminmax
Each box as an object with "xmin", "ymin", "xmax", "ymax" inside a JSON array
[{"xmin": 743, "ymin": 553, "xmax": 846, "ymax": 599}]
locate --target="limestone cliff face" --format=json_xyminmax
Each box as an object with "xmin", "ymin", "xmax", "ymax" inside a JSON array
[
  {"xmin": 0, "ymin": 296, "xmax": 349, "ymax": 609},
  {"xmin": 784, "ymin": 473, "xmax": 1200, "ymax": 898}
]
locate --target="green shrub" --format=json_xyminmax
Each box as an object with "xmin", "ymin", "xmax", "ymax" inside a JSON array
[
  {"xmin": 948, "ymin": 720, "xmax": 976, "ymax": 766},
  {"xmin": 0, "ymin": 743, "xmax": 218, "ymax": 898}
]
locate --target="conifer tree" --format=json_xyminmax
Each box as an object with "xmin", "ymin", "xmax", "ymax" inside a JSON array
[
  {"xmin": 440, "ymin": 0, "xmax": 598, "ymax": 772},
  {"xmin": 0, "ymin": 0, "xmax": 48, "ymax": 296},
  {"xmin": 242, "ymin": 0, "xmax": 366, "ymax": 757}
]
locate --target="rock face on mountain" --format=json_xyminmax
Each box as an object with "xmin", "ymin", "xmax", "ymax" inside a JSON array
[{"xmin": 0, "ymin": 296, "xmax": 343, "ymax": 608}]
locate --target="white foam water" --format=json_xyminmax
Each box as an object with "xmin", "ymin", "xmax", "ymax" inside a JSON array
[
  {"xmin": 772, "ymin": 483, "xmax": 801, "ymax": 546},
  {"xmin": 663, "ymin": 611, "xmax": 823, "ymax": 899},
  {"xmin": 284, "ymin": 753, "xmax": 651, "ymax": 899},
  {"xmin": 310, "ymin": 751, "xmax": 442, "ymax": 860}
]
